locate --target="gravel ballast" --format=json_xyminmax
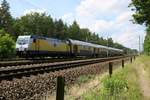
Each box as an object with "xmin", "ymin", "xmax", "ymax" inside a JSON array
[{"xmin": 0, "ymin": 60, "xmax": 125, "ymax": 100}]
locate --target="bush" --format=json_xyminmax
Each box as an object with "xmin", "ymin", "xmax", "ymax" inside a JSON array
[
  {"xmin": 98, "ymin": 76, "xmax": 128, "ymax": 100},
  {"xmin": 81, "ymin": 63, "xmax": 143, "ymax": 100},
  {"xmin": 102, "ymin": 76, "xmax": 128, "ymax": 95},
  {"xmin": 0, "ymin": 30, "xmax": 15, "ymax": 59}
]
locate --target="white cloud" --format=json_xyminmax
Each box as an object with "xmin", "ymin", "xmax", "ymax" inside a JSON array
[
  {"xmin": 23, "ymin": 9, "xmax": 46, "ymax": 15},
  {"xmin": 61, "ymin": 0, "xmax": 145, "ymax": 50},
  {"xmin": 76, "ymin": 0, "xmax": 118, "ymax": 18},
  {"xmin": 116, "ymin": 11, "xmax": 132, "ymax": 24},
  {"xmin": 111, "ymin": 20, "xmax": 145, "ymax": 48},
  {"xmin": 90, "ymin": 20, "xmax": 113, "ymax": 33},
  {"xmin": 75, "ymin": 0, "xmax": 131, "ymax": 19}
]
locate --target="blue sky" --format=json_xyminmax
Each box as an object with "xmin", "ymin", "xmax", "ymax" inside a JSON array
[
  {"xmin": 5, "ymin": 0, "xmax": 80, "ymax": 18},
  {"xmin": 0, "ymin": 0, "xmax": 145, "ymax": 50}
]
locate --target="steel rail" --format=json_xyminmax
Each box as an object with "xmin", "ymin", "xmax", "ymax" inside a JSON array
[{"xmin": 0, "ymin": 57, "xmax": 87, "ymax": 67}]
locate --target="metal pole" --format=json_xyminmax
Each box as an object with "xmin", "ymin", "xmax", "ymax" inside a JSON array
[
  {"xmin": 122, "ymin": 59, "xmax": 124, "ymax": 68},
  {"xmin": 107, "ymin": 35, "xmax": 109, "ymax": 57},
  {"xmin": 139, "ymin": 35, "xmax": 140, "ymax": 55},
  {"xmin": 109, "ymin": 62, "xmax": 113, "ymax": 77},
  {"xmin": 56, "ymin": 76, "xmax": 65, "ymax": 100},
  {"xmin": 130, "ymin": 57, "xmax": 132, "ymax": 63}
]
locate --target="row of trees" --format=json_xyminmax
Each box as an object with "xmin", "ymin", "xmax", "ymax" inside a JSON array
[
  {"xmin": 0, "ymin": 0, "xmax": 134, "ymax": 58},
  {"xmin": 130, "ymin": 0, "xmax": 150, "ymax": 55}
]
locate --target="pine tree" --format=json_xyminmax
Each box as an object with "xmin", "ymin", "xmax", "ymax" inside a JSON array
[
  {"xmin": 69, "ymin": 21, "xmax": 81, "ymax": 40},
  {"xmin": 0, "ymin": 0, "xmax": 13, "ymax": 34}
]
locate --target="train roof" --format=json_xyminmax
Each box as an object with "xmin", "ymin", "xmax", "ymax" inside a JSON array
[
  {"xmin": 68, "ymin": 39, "xmax": 108, "ymax": 49},
  {"xmin": 17, "ymin": 35, "xmax": 56, "ymax": 40},
  {"xmin": 17, "ymin": 35, "xmax": 42, "ymax": 39},
  {"xmin": 17, "ymin": 35, "xmax": 31, "ymax": 38},
  {"xmin": 108, "ymin": 47, "xmax": 123, "ymax": 52},
  {"xmin": 68, "ymin": 39, "xmax": 94, "ymax": 47},
  {"xmin": 68, "ymin": 39, "xmax": 123, "ymax": 52},
  {"xmin": 91, "ymin": 43, "xmax": 108, "ymax": 49}
]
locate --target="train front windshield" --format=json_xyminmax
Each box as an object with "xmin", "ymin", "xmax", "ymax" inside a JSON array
[{"xmin": 17, "ymin": 37, "xmax": 30, "ymax": 45}]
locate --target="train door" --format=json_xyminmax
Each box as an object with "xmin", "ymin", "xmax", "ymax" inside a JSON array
[
  {"xmin": 73, "ymin": 45, "xmax": 78, "ymax": 55},
  {"xmin": 33, "ymin": 38, "xmax": 39, "ymax": 55},
  {"xmin": 93, "ymin": 48, "xmax": 96, "ymax": 56},
  {"xmin": 37, "ymin": 39, "xmax": 40, "ymax": 54}
]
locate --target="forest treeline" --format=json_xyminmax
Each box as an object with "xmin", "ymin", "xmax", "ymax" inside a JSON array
[
  {"xmin": 0, "ymin": 0, "xmax": 135, "ymax": 58},
  {"xmin": 130, "ymin": 0, "xmax": 150, "ymax": 55}
]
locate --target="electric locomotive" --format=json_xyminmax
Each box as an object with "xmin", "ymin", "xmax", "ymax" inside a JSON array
[{"xmin": 16, "ymin": 35, "xmax": 70, "ymax": 57}]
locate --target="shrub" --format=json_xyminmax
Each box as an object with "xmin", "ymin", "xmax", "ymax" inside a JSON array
[
  {"xmin": 99, "ymin": 76, "xmax": 128, "ymax": 99},
  {"xmin": 0, "ymin": 30, "xmax": 15, "ymax": 58},
  {"xmin": 102, "ymin": 76, "xmax": 128, "ymax": 95}
]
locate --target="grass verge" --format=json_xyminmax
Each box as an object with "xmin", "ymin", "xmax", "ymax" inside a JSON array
[
  {"xmin": 81, "ymin": 63, "xmax": 143, "ymax": 100},
  {"xmin": 139, "ymin": 55, "xmax": 150, "ymax": 80}
]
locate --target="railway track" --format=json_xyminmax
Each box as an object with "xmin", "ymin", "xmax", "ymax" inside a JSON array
[
  {"xmin": 0, "ymin": 56, "xmax": 133, "ymax": 80},
  {"xmin": 0, "ymin": 57, "xmax": 87, "ymax": 67}
]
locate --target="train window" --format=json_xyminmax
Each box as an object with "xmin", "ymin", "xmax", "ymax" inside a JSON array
[
  {"xmin": 85, "ymin": 46, "xmax": 87, "ymax": 49},
  {"xmin": 82, "ymin": 45, "xmax": 84, "ymax": 49},
  {"xmin": 33, "ymin": 39, "xmax": 36, "ymax": 43},
  {"xmin": 17, "ymin": 38, "xmax": 29, "ymax": 45},
  {"xmin": 53, "ymin": 43, "xmax": 57, "ymax": 47}
]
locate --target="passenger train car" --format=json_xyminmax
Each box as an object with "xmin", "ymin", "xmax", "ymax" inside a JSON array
[{"xmin": 16, "ymin": 35, "xmax": 123, "ymax": 57}]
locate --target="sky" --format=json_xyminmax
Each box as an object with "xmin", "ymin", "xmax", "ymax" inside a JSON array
[{"xmin": 0, "ymin": 0, "xmax": 146, "ymax": 50}]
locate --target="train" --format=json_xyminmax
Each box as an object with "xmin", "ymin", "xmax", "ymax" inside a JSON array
[{"xmin": 15, "ymin": 35, "xmax": 124, "ymax": 57}]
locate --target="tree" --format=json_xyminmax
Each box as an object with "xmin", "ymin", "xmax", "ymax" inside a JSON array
[
  {"xmin": 69, "ymin": 21, "xmax": 81, "ymax": 40},
  {"xmin": 54, "ymin": 19, "xmax": 68, "ymax": 39},
  {"xmin": 0, "ymin": 28, "xmax": 6, "ymax": 34},
  {"xmin": 107, "ymin": 38, "xmax": 114, "ymax": 47},
  {"xmin": 113, "ymin": 43, "xmax": 124, "ymax": 49},
  {"xmin": 130, "ymin": 0, "xmax": 150, "ymax": 54},
  {"xmin": 130, "ymin": 0, "xmax": 150, "ymax": 26},
  {"xmin": 146, "ymin": 25, "xmax": 150, "ymax": 36},
  {"xmin": 0, "ymin": 30, "xmax": 15, "ymax": 58},
  {"xmin": 144, "ymin": 26, "xmax": 150, "ymax": 55},
  {"xmin": 13, "ymin": 12, "xmax": 54, "ymax": 37},
  {"xmin": 0, "ymin": 0, "xmax": 13, "ymax": 33},
  {"xmin": 145, "ymin": 25, "xmax": 150, "ymax": 54},
  {"xmin": 80, "ymin": 28, "xmax": 91, "ymax": 41}
]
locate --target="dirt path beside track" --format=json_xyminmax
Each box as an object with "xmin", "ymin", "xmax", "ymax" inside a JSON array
[{"xmin": 134, "ymin": 60, "xmax": 150, "ymax": 100}]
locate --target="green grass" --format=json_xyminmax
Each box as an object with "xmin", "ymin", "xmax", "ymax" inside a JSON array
[
  {"xmin": 137, "ymin": 55, "xmax": 150, "ymax": 85},
  {"xmin": 81, "ymin": 62, "xmax": 143, "ymax": 100},
  {"xmin": 139, "ymin": 55, "xmax": 150, "ymax": 71},
  {"xmin": 76, "ymin": 75, "xmax": 95, "ymax": 85}
]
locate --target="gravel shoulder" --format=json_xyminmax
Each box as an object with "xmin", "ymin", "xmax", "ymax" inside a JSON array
[{"xmin": 0, "ymin": 61, "xmax": 109, "ymax": 100}]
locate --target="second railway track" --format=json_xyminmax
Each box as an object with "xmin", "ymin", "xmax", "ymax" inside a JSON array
[{"xmin": 0, "ymin": 56, "xmax": 133, "ymax": 80}]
